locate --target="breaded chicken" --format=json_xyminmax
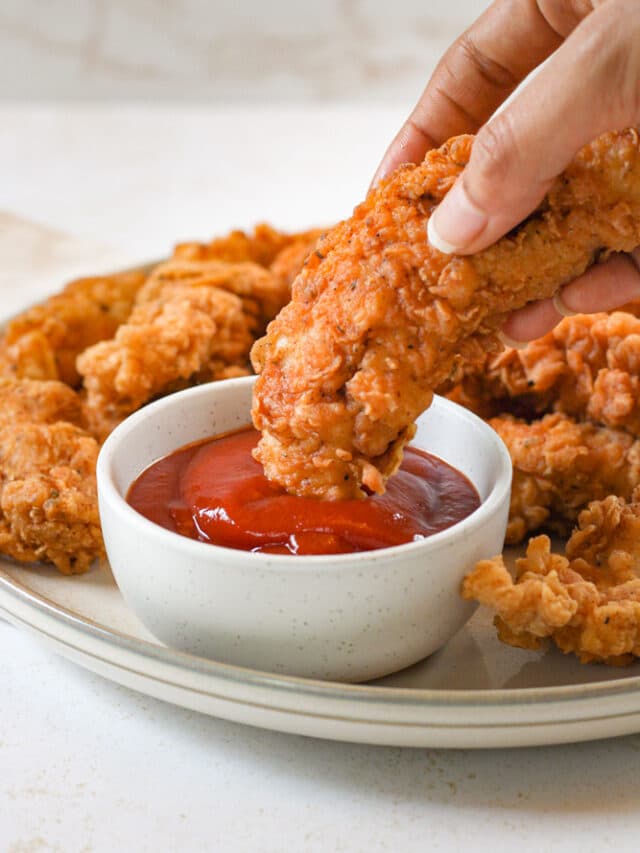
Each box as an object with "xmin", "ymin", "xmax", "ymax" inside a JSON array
[
  {"xmin": 0, "ymin": 272, "xmax": 146, "ymax": 387},
  {"xmin": 0, "ymin": 376, "xmax": 85, "ymax": 428},
  {"xmin": 0, "ymin": 270, "xmax": 147, "ymax": 386},
  {"xmin": 252, "ymin": 130, "xmax": 640, "ymax": 499},
  {"xmin": 137, "ymin": 258, "xmax": 288, "ymax": 334},
  {"xmin": 0, "ymin": 378, "xmax": 103, "ymax": 574},
  {"xmin": 173, "ymin": 223, "xmax": 322, "ymax": 268},
  {"xmin": 462, "ymin": 490, "xmax": 640, "ymax": 664},
  {"xmin": 78, "ymin": 285, "xmax": 253, "ymax": 440},
  {"xmin": 448, "ymin": 311, "xmax": 640, "ymax": 430},
  {"xmin": 491, "ymin": 413, "xmax": 640, "ymax": 545},
  {"xmin": 268, "ymin": 229, "xmax": 326, "ymax": 291}
]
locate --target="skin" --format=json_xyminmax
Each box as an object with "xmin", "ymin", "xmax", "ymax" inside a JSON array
[{"xmin": 373, "ymin": 0, "xmax": 640, "ymax": 343}]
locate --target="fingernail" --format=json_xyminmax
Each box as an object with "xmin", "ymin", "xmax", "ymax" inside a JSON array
[
  {"xmin": 552, "ymin": 291, "xmax": 576, "ymax": 318},
  {"xmin": 427, "ymin": 216, "xmax": 458, "ymax": 254},
  {"xmin": 497, "ymin": 330, "xmax": 529, "ymax": 351},
  {"xmin": 427, "ymin": 180, "xmax": 488, "ymax": 254}
]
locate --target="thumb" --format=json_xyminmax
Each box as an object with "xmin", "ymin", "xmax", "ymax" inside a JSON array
[{"xmin": 428, "ymin": 0, "xmax": 640, "ymax": 255}]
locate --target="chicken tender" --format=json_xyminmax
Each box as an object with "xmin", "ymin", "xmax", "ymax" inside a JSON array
[
  {"xmin": 491, "ymin": 413, "xmax": 640, "ymax": 545},
  {"xmin": 0, "ymin": 270, "xmax": 147, "ymax": 386},
  {"xmin": 449, "ymin": 311, "xmax": 640, "ymax": 429},
  {"xmin": 268, "ymin": 229, "xmax": 326, "ymax": 291},
  {"xmin": 0, "ymin": 379, "xmax": 103, "ymax": 574},
  {"xmin": 173, "ymin": 223, "xmax": 322, "ymax": 268},
  {"xmin": 462, "ymin": 490, "xmax": 640, "ymax": 664},
  {"xmin": 252, "ymin": 130, "xmax": 640, "ymax": 499},
  {"xmin": 78, "ymin": 285, "xmax": 253, "ymax": 439},
  {"xmin": 0, "ymin": 376, "xmax": 85, "ymax": 428},
  {"xmin": 137, "ymin": 258, "xmax": 288, "ymax": 334}
]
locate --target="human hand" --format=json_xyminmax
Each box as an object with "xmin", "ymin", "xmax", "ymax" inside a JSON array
[{"xmin": 373, "ymin": 0, "xmax": 640, "ymax": 344}]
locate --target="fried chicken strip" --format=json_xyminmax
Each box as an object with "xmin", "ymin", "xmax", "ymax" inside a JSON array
[
  {"xmin": 462, "ymin": 490, "xmax": 640, "ymax": 664},
  {"xmin": 251, "ymin": 130, "xmax": 640, "ymax": 499},
  {"xmin": 448, "ymin": 311, "xmax": 640, "ymax": 429},
  {"xmin": 138, "ymin": 227, "xmax": 325, "ymax": 331},
  {"xmin": 137, "ymin": 258, "xmax": 289, "ymax": 334},
  {"xmin": 268, "ymin": 229, "xmax": 326, "ymax": 291},
  {"xmin": 174, "ymin": 223, "xmax": 323, "ymax": 269},
  {"xmin": 0, "ymin": 378, "xmax": 103, "ymax": 574},
  {"xmin": 78, "ymin": 285, "xmax": 253, "ymax": 440},
  {"xmin": 0, "ymin": 271, "xmax": 147, "ymax": 386},
  {"xmin": 0, "ymin": 376, "xmax": 85, "ymax": 428},
  {"xmin": 491, "ymin": 412, "xmax": 640, "ymax": 545}
]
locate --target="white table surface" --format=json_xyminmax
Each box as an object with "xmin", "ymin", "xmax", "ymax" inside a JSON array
[{"xmin": 2, "ymin": 103, "xmax": 640, "ymax": 853}]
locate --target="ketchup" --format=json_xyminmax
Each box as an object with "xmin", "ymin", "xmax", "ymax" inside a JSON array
[{"xmin": 127, "ymin": 427, "xmax": 480, "ymax": 555}]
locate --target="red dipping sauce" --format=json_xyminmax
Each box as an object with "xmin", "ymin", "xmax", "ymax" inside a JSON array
[{"xmin": 127, "ymin": 427, "xmax": 480, "ymax": 556}]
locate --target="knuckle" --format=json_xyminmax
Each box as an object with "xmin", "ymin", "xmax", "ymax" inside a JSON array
[
  {"xmin": 535, "ymin": 0, "xmax": 595, "ymax": 37},
  {"xmin": 456, "ymin": 34, "xmax": 518, "ymax": 92}
]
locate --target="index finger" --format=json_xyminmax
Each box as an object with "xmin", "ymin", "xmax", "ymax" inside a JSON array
[{"xmin": 372, "ymin": 0, "xmax": 587, "ymax": 184}]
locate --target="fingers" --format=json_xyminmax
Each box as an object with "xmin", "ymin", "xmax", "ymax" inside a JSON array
[
  {"xmin": 501, "ymin": 248, "xmax": 640, "ymax": 343},
  {"xmin": 557, "ymin": 250, "xmax": 640, "ymax": 314},
  {"xmin": 371, "ymin": 0, "xmax": 571, "ymax": 186},
  {"xmin": 500, "ymin": 298, "xmax": 562, "ymax": 346},
  {"xmin": 372, "ymin": 121, "xmax": 439, "ymax": 188},
  {"xmin": 428, "ymin": 0, "xmax": 640, "ymax": 255}
]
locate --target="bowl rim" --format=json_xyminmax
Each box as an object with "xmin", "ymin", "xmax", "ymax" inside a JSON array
[{"xmin": 97, "ymin": 376, "xmax": 512, "ymax": 570}]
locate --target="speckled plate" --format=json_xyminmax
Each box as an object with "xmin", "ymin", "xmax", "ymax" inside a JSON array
[
  {"xmin": 3, "ymin": 269, "xmax": 640, "ymax": 750},
  {"xmin": 3, "ymin": 554, "xmax": 640, "ymax": 748}
]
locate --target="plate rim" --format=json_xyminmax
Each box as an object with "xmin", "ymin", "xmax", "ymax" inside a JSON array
[
  {"xmin": 3, "ymin": 566, "xmax": 640, "ymax": 715},
  {"xmin": 5, "ymin": 280, "xmax": 640, "ymax": 745}
]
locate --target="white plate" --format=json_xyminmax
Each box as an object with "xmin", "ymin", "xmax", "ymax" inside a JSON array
[
  {"xmin": 3, "ymin": 283, "xmax": 640, "ymax": 750},
  {"xmin": 3, "ymin": 554, "xmax": 640, "ymax": 748}
]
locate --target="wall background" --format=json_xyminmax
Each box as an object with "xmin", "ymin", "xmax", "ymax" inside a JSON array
[{"xmin": 0, "ymin": 0, "xmax": 491, "ymax": 103}]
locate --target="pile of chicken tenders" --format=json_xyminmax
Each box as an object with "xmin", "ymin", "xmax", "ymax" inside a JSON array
[{"xmin": 4, "ymin": 130, "xmax": 640, "ymax": 665}]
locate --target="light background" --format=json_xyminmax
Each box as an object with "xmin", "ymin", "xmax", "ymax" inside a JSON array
[
  {"xmin": 0, "ymin": 0, "xmax": 491, "ymax": 103},
  {"xmin": 5, "ymin": 6, "xmax": 640, "ymax": 852}
]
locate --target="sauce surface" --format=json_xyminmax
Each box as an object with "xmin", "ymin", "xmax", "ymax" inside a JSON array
[{"xmin": 127, "ymin": 427, "xmax": 480, "ymax": 555}]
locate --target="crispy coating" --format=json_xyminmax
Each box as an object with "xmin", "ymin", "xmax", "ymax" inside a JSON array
[
  {"xmin": 0, "ymin": 271, "xmax": 147, "ymax": 386},
  {"xmin": 173, "ymin": 223, "xmax": 322, "ymax": 268},
  {"xmin": 137, "ymin": 258, "xmax": 288, "ymax": 334},
  {"xmin": 0, "ymin": 378, "xmax": 103, "ymax": 574},
  {"xmin": 251, "ymin": 130, "xmax": 640, "ymax": 499},
  {"xmin": 0, "ymin": 228, "xmax": 317, "ymax": 575},
  {"xmin": 462, "ymin": 490, "xmax": 640, "ymax": 664},
  {"xmin": 491, "ymin": 413, "xmax": 640, "ymax": 545},
  {"xmin": 0, "ymin": 376, "xmax": 84, "ymax": 428},
  {"xmin": 449, "ymin": 311, "xmax": 640, "ymax": 429},
  {"xmin": 78, "ymin": 285, "xmax": 253, "ymax": 439},
  {"xmin": 268, "ymin": 229, "xmax": 326, "ymax": 291}
]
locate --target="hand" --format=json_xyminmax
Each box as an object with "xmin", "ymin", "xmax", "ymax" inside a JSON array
[{"xmin": 373, "ymin": 0, "xmax": 640, "ymax": 344}]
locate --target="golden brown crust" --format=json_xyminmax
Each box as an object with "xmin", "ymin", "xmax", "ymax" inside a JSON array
[
  {"xmin": 0, "ymin": 225, "xmax": 330, "ymax": 574},
  {"xmin": 137, "ymin": 258, "xmax": 288, "ymax": 334},
  {"xmin": 0, "ymin": 379, "xmax": 103, "ymax": 574},
  {"xmin": 449, "ymin": 311, "xmax": 640, "ymax": 429},
  {"xmin": 252, "ymin": 130, "xmax": 640, "ymax": 499},
  {"xmin": 0, "ymin": 376, "xmax": 85, "ymax": 429},
  {"xmin": 462, "ymin": 490, "xmax": 640, "ymax": 664},
  {"xmin": 173, "ymin": 223, "xmax": 323, "ymax": 268},
  {"xmin": 78, "ymin": 285, "xmax": 253, "ymax": 440},
  {"xmin": 0, "ymin": 271, "xmax": 147, "ymax": 386},
  {"xmin": 491, "ymin": 412, "xmax": 640, "ymax": 544},
  {"xmin": 268, "ymin": 229, "xmax": 326, "ymax": 291}
]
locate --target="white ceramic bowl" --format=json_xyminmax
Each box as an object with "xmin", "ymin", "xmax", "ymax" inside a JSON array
[{"xmin": 97, "ymin": 376, "xmax": 511, "ymax": 682}]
